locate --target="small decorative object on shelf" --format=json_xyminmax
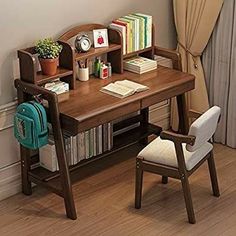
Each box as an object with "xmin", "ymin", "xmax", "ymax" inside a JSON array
[
  {"xmin": 75, "ymin": 34, "xmax": 92, "ymax": 52},
  {"xmin": 77, "ymin": 59, "xmax": 89, "ymax": 81},
  {"xmin": 93, "ymin": 29, "xmax": 109, "ymax": 48},
  {"xmin": 35, "ymin": 38, "xmax": 63, "ymax": 76}
]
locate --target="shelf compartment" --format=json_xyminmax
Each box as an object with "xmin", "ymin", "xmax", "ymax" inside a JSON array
[
  {"xmin": 28, "ymin": 123, "xmax": 162, "ymax": 183},
  {"xmin": 35, "ymin": 68, "xmax": 73, "ymax": 85},
  {"xmin": 75, "ymin": 43, "xmax": 121, "ymax": 61},
  {"xmin": 123, "ymin": 46, "xmax": 154, "ymax": 59}
]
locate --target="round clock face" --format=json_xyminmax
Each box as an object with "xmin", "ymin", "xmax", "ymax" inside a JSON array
[
  {"xmin": 81, "ymin": 38, "xmax": 91, "ymax": 51},
  {"xmin": 75, "ymin": 35, "xmax": 91, "ymax": 52}
]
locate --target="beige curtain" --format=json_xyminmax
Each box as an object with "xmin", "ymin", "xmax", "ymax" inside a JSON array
[{"xmin": 171, "ymin": 0, "xmax": 224, "ymax": 130}]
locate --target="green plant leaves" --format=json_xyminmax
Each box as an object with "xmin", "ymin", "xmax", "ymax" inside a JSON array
[{"xmin": 35, "ymin": 38, "xmax": 63, "ymax": 59}]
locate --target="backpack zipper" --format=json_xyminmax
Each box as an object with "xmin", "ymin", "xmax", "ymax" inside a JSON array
[{"xmin": 29, "ymin": 102, "xmax": 44, "ymax": 131}]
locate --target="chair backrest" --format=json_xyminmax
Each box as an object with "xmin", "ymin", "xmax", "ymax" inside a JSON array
[{"xmin": 186, "ymin": 106, "xmax": 221, "ymax": 152}]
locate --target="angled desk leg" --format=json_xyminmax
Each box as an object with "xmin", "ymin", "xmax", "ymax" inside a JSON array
[
  {"xmin": 177, "ymin": 94, "xmax": 189, "ymax": 135},
  {"xmin": 48, "ymin": 98, "xmax": 77, "ymax": 220}
]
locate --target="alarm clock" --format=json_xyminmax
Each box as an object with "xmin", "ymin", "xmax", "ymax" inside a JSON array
[{"xmin": 75, "ymin": 34, "xmax": 92, "ymax": 52}]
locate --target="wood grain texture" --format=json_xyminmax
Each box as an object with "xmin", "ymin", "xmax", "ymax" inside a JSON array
[
  {"xmin": 58, "ymin": 66, "xmax": 195, "ymax": 134},
  {"xmin": 0, "ymin": 144, "xmax": 235, "ymax": 235}
]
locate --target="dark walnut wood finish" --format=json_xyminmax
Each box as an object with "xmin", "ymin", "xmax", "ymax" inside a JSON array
[
  {"xmin": 58, "ymin": 66, "xmax": 194, "ymax": 135},
  {"xmin": 135, "ymin": 116, "xmax": 220, "ymax": 224},
  {"xmin": 16, "ymin": 22, "xmax": 195, "ymax": 220},
  {"xmin": 15, "ymin": 63, "xmax": 194, "ymax": 220}
]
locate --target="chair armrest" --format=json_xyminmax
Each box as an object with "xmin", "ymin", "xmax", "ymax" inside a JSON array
[
  {"xmin": 160, "ymin": 130, "xmax": 195, "ymax": 145},
  {"xmin": 154, "ymin": 46, "xmax": 182, "ymax": 71}
]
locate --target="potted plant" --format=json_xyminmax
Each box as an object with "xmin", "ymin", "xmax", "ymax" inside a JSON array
[{"xmin": 35, "ymin": 38, "xmax": 63, "ymax": 76}]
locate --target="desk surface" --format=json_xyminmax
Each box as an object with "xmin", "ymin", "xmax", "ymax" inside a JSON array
[{"xmin": 58, "ymin": 66, "xmax": 195, "ymax": 134}]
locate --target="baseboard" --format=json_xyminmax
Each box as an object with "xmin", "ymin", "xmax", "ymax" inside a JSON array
[{"xmin": 0, "ymin": 162, "xmax": 21, "ymax": 201}]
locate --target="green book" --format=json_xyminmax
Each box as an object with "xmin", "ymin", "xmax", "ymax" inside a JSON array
[
  {"xmin": 130, "ymin": 14, "xmax": 145, "ymax": 50},
  {"xmin": 134, "ymin": 13, "xmax": 152, "ymax": 48}
]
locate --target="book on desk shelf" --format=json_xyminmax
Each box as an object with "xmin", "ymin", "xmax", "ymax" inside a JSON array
[
  {"xmin": 124, "ymin": 56, "xmax": 157, "ymax": 74},
  {"xmin": 100, "ymin": 79, "xmax": 149, "ymax": 98},
  {"xmin": 43, "ymin": 79, "xmax": 69, "ymax": 95},
  {"xmin": 110, "ymin": 13, "xmax": 152, "ymax": 55}
]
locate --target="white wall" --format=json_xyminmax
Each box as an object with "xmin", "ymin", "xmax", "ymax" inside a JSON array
[{"xmin": 0, "ymin": 0, "xmax": 176, "ymax": 200}]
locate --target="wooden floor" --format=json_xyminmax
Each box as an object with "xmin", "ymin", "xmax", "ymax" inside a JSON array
[{"xmin": 0, "ymin": 143, "xmax": 236, "ymax": 236}]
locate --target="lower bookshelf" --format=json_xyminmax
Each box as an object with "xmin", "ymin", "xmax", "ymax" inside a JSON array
[{"xmin": 29, "ymin": 123, "xmax": 161, "ymax": 184}]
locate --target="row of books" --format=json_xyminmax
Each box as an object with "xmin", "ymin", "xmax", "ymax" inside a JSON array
[
  {"xmin": 124, "ymin": 56, "xmax": 157, "ymax": 74},
  {"xmin": 39, "ymin": 123, "xmax": 113, "ymax": 172},
  {"xmin": 109, "ymin": 13, "xmax": 153, "ymax": 55}
]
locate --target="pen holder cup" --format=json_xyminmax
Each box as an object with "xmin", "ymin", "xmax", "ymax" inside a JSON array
[{"xmin": 77, "ymin": 67, "xmax": 89, "ymax": 82}]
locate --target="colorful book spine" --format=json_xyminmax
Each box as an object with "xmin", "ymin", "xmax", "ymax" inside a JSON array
[
  {"xmin": 130, "ymin": 14, "xmax": 145, "ymax": 50},
  {"xmin": 119, "ymin": 18, "xmax": 133, "ymax": 53},
  {"xmin": 124, "ymin": 15, "xmax": 140, "ymax": 51},
  {"xmin": 134, "ymin": 13, "xmax": 152, "ymax": 48},
  {"xmin": 112, "ymin": 20, "xmax": 129, "ymax": 54},
  {"xmin": 109, "ymin": 23, "xmax": 127, "ymax": 55}
]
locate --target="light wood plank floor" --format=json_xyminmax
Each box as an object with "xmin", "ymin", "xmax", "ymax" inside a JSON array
[{"xmin": 0, "ymin": 144, "xmax": 236, "ymax": 236}]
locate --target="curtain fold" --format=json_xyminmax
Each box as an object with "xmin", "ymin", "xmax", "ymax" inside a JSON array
[
  {"xmin": 171, "ymin": 0, "xmax": 224, "ymax": 130},
  {"xmin": 203, "ymin": 0, "xmax": 236, "ymax": 148}
]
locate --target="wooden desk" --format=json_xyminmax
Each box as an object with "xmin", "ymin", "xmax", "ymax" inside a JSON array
[
  {"xmin": 59, "ymin": 66, "xmax": 194, "ymax": 134},
  {"xmin": 15, "ymin": 65, "xmax": 195, "ymax": 220}
]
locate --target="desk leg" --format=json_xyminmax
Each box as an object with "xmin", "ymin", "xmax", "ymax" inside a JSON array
[
  {"xmin": 21, "ymin": 146, "xmax": 32, "ymax": 195},
  {"xmin": 140, "ymin": 108, "xmax": 149, "ymax": 145},
  {"xmin": 177, "ymin": 94, "xmax": 189, "ymax": 135},
  {"xmin": 49, "ymin": 99, "xmax": 77, "ymax": 220},
  {"xmin": 54, "ymin": 137, "xmax": 77, "ymax": 220}
]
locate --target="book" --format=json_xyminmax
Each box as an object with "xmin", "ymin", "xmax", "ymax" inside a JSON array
[
  {"xmin": 134, "ymin": 13, "xmax": 152, "ymax": 48},
  {"xmin": 96, "ymin": 125, "xmax": 103, "ymax": 155},
  {"xmin": 85, "ymin": 130, "xmax": 90, "ymax": 159},
  {"xmin": 124, "ymin": 56, "xmax": 157, "ymax": 74},
  {"xmin": 112, "ymin": 20, "xmax": 129, "ymax": 54},
  {"xmin": 109, "ymin": 23, "xmax": 126, "ymax": 55},
  {"xmin": 102, "ymin": 123, "xmax": 108, "ymax": 152},
  {"xmin": 89, "ymin": 128, "xmax": 94, "ymax": 158},
  {"xmin": 123, "ymin": 15, "xmax": 139, "ymax": 51},
  {"xmin": 43, "ymin": 79, "xmax": 69, "ymax": 95},
  {"xmin": 119, "ymin": 18, "xmax": 133, "ymax": 53},
  {"xmin": 100, "ymin": 79, "xmax": 149, "ymax": 98},
  {"xmin": 130, "ymin": 14, "xmax": 145, "ymax": 50},
  {"xmin": 77, "ymin": 132, "xmax": 85, "ymax": 162}
]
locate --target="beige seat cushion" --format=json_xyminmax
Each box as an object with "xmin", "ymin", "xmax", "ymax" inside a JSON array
[{"xmin": 138, "ymin": 137, "xmax": 213, "ymax": 171}]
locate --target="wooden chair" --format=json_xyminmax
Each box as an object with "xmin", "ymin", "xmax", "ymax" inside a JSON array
[{"xmin": 135, "ymin": 106, "xmax": 221, "ymax": 224}]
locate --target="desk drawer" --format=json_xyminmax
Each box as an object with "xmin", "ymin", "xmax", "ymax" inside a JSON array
[
  {"xmin": 141, "ymin": 81, "xmax": 194, "ymax": 108},
  {"xmin": 77, "ymin": 100, "xmax": 140, "ymax": 133}
]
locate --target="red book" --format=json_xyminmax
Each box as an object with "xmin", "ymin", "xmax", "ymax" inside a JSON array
[{"xmin": 112, "ymin": 20, "xmax": 128, "ymax": 54}]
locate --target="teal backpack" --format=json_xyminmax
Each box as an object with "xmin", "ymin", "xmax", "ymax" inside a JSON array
[{"xmin": 14, "ymin": 101, "xmax": 48, "ymax": 149}]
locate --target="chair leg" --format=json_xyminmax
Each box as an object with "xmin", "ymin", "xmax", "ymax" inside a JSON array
[
  {"xmin": 135, "ymin": 159, "xmax": 143, "ymax": 209},
  {"xmin": 208, "ymin": 151, "xmax": 220, "ymax": 197},
  {"xmin": 162, "ymin": 176, "xmax": 168, "ymax": 184},
  {"xmin": 180, "ymin": 174, "xmax": 196, "ymax": 224}
]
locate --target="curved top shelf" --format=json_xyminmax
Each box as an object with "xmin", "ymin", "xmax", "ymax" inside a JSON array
[{"xmin": 58, "ymin": 23, "xmax": 106, "ymax": 42}]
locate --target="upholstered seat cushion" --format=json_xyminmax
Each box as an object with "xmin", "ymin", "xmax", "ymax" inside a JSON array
[{"xmin": 138, "ymin": 137, "xmax": 213, "ymax": 171}]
